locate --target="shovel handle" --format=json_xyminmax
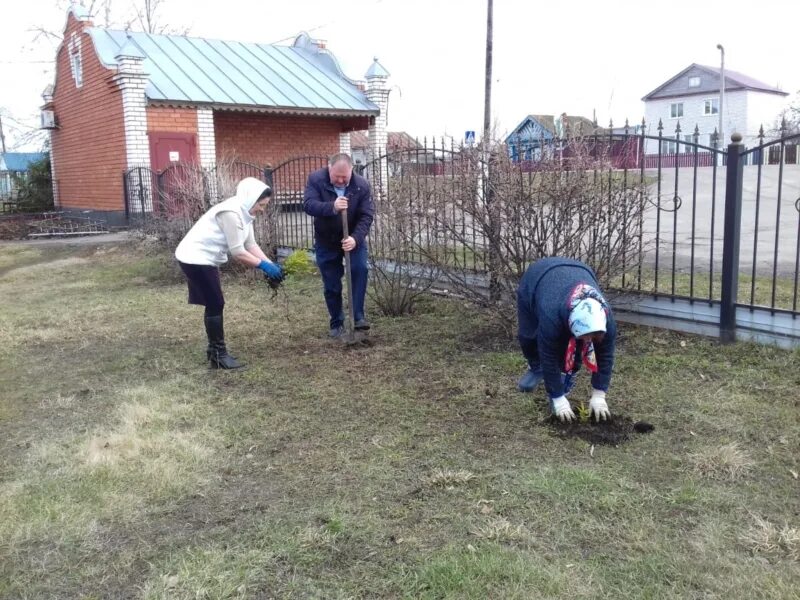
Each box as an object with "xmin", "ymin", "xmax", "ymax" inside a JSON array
[
  {"xmin": 341, "ymin": 208, "xmax": 356, "ymax": 335},
  {"xmin": 341, "ymin": 206, "xmax": 350, "ymax": 240}
]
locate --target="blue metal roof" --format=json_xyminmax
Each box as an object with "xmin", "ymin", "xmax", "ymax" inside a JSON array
[
  {"xmin": 0, "ymin": 152, "xmax": 48, "ymax": 172},
  {"xmin": 87, "ymin": 29, "xmax": 379, "ymax": 116}
]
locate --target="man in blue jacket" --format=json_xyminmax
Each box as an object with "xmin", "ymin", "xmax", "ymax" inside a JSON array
[
  {"xmin": 304, "ymin": 153, "xmax": 375, "ymax": 338},
  {"xmin": 516, "ymin": 257, "xmax": 616, "ymax": 422}
]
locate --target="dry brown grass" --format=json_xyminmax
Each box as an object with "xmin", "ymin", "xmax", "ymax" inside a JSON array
[
  {"xmin": 741, "ymin": 515, "xmax": 800, "ymax": 561},
  {"xmin": 471, "ymin": 516, "xmax": 525, "ymax": 542},
  {"xmin": 689, "ymin": 442, "xmax": 754, "ymax": 481},
  {"xmin": 421, "ymin": 468, "xmax": 477, "ymax": 488}
]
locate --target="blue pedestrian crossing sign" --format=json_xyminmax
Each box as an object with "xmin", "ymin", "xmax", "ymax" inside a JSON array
[{"xmin": 465, "ymin": 130, "xmax": 476, "ymax": 146}]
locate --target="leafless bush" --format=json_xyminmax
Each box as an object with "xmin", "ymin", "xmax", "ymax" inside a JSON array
[
  {"xmin": 368, "ymin": 186, "xmax": 440, "ymax": 317},
  {"xmin": 375, "ymin": 139, "xmax": 651, "ymax": 329},
  {"xmin": 141, "ymin": 155, "xmax": 279, "ymax": 259}
]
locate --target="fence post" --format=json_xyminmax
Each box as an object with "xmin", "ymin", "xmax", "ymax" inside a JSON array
[
  {"xmin": 263, "ymin": 166, "xmax": 273, "ymax": 189},
  {"xmin": 122, "ymin": 171, "xmax": 130, "ymax": 221},
  {"xmin": 720, "ymin": 132, "xmax": 744, "ymax": 343}
]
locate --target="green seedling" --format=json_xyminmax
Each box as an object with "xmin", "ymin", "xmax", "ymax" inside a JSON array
[{"xmin": 576, "ymin": 400, "xmax": 591, "ymax": 423}]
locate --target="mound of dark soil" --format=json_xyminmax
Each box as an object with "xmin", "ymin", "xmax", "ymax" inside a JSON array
[{"xmin": 543, "ymin": 414, "xmax": 654, "ymax": 446}]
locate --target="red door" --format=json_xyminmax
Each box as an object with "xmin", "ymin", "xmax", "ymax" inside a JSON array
[
  {"xmin": 148, "ymin": 132, "xmax": 198, "ymax": 171},
  {"xmin": 149, "ymin": 132, "xmax": 200, "ymax": 217}
]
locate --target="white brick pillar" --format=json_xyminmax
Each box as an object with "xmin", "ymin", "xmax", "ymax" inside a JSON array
[
  {"xmin": 113, "ymin": 39, "xmax": 151, "ymax": 213},
  {"xmin": 41, "ymin": 86, "xmax": 58, "ymax": 207},
  {"xmin": 365, "ymin": 58, "xmax": 390, "ymax": 198},
  {"xmin": 339, "ymin": 131, "xmax": 351, "ymax": 155},
  {"xmin": 197, "ymin": 107, "xmax": 218, "ymax": 202},
  {"xmin": 114, "ymin": 44, "xmax": 149, "ymax": 168},
  {"xmin": 197, "ymin": 108, "xmax": 216, "ymax": 167}
]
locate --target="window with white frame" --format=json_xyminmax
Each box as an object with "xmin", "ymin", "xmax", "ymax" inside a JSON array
[
  {"xmin": 69, "ymin": 33, "xmax": 83, "ymax": 88},
  {"xmin": 661, "ymin": 137, "xmax": 677, "ymax": 154},
  {"xmin": 688, "ymin": 76, "xmax": 701, "ymax": 88},
  {"xmin": 670, "ymin": 103, "xmax": 684, "ymax": 118},
  {"xmin": 703, "ymin": 98, "xmax": 719, "ymax": 115}
]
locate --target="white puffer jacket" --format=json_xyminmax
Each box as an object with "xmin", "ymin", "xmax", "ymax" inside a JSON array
[{"xmin": 175, "ymin": 178, "xmax": 269, "ymax": 266}]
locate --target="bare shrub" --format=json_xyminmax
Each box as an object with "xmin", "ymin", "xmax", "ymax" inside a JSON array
[
  {"xmin": 367, "ymin": 138, "xmax": 650, "ymax": 331},
  {"xmin": 139, "ymin": 155, "xmax": 279, "ymax": 260},
  {"xmin": 368, "ymin": 182, "xmax": 440, "ymax": 317}
]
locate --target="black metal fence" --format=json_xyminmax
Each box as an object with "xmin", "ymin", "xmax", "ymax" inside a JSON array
[{"xmin": 124, "ymin": 127, "xmax": 800, "ymax": 340}]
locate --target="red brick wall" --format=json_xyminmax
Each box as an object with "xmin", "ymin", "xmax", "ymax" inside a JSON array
[
  {"xmin": 50, "ymin": 13, "xmax": 126, "ymax": 212},
  {"xmin": 146, "ymin": 106, "xmax": 198, "ymax": 134},
  {"xmin": 214, "ymin": 112, "xmax": 349, "ymax": 166}
]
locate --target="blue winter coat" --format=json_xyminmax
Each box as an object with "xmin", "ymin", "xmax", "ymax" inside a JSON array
[
  {"xmin": 303, "ymin": 167, "xmax": 375, "ymax": 250},
  {"xmin": 517, "ymin": 257, "xmax": 616, "ymax": 398}
]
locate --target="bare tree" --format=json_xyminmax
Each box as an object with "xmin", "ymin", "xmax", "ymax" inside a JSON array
[
  {"xmin": 130, "ymin": 0, "xmax": 189, "ymax": 35},
  {"xmin": 30, "ymin": 0, "xmax": 187, "ymax": 48},
  {"xmin": 0, "ymin": 109, "xmax": 48, "ymax": 152},
  {"xmin": 772, "ymin": 91, "xmax": 800, "ymax": 137}
]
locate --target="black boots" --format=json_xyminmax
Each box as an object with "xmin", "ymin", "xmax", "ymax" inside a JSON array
[{"xmin": 204, "ymin": 314, "xmax": 243, "ymax": 369}]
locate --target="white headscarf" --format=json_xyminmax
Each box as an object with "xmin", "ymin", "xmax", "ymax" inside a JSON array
[
  {"xmin": 229, "ymin": 177, "xmax": 271, "ymax": 226},
  {"xmin": 568, "ymin": 297, "xmax": 607, "ymax": 338}
]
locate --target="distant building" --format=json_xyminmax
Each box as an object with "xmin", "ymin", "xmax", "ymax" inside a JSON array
[{"xmin": 642, "ymin": 63, "xmax": 788, "ymax": 154}]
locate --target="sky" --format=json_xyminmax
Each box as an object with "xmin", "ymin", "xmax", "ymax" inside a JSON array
[{"xmin": 1, "ymin": 0, "xmax": 799, "ymax": 150}]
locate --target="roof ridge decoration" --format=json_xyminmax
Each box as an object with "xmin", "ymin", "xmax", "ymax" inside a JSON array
[
  {"xmin": 68, "ymin": 2, "xmax": 92, "ymax": 21},
  {"xmin": 292, "ymin": 32, "xmax": 362, "ymax": 88}
]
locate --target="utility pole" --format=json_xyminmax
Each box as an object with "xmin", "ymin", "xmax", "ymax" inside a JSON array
[
  {"xmin": 483, "ymin": 0, "xmax": 493, "ymax": 145},
  {"xmin": 0, "ymin": 115, "xmax": 7, "ymax": 154},
  {"xmin": 717, "ymin": 44, "xmax": 725, "ymax": 146},
  {"xmin": 482, "ymin": 0, "xmax": 499, "ymax": 300}
]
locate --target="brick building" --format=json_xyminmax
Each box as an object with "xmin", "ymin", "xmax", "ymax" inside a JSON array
[{"xmin": 42, "ymin": 5, "xmax": 390, "ymax": 225}]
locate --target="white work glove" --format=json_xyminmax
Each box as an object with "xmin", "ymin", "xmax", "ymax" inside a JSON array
[
  {"xmin": 551, "ymin": 395, "xmax": 576, "ymax": 422},
  {"xmin": 589, "ymin": 389, "xmax": 611, "ymax": 421}
]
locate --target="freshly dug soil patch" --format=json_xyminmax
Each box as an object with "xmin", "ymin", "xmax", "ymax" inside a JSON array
[{"xmin": 543, "ymin": 414, "xmax": 654, "ymax": 446}]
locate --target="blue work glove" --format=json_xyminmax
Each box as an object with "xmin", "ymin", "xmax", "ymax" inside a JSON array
[{"xmin": 257, "ymin": 260, "xmax": 283, "ymax": 280}]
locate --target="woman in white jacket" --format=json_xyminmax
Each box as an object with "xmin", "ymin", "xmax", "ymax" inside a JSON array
[{"xmin": 175, "ymin": 177, "xmax": 283, "ymax": 369}]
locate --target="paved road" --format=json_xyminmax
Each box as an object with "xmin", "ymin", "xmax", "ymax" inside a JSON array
[
  {"xmin": 0, "ymin": 231, "xmax": 135, "ymax": 247},
  {"xmin": 642, "ymin": 164, "xmax": 800, "ymax": 276}
]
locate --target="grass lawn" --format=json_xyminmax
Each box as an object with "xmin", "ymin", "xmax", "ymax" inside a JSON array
[{"xmin": 1, "ymin": 238, "xmax": 799, "ymax": 599}]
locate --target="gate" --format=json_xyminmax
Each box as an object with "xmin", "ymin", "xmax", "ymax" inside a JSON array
[
  {"xmin": 123, "ymin": 167, "xmax": 157, "ymax": 220},
  {"xmin": 268, "ymin": 155, "xmax": 328, "ymax": 250}
]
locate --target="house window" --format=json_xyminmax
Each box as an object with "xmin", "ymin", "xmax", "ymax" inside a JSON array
[
  {"xmin": 688, "ymin": 76, "xmax": 701, "ymax": 88},
  {"xmin": 683, "ymin": 134, "xmax": 697, "ymax": 153},
  {"xmin": 661, "ymin": 137, "xmax": 677, "ymax": 154},
  {"xmin": 703, "ymin": 98, "xmax": 719, "ymax": 115},
  {"xmin": 69, "ymin": 33, "xmax": 83, "ymax": 88},
  {"xmin": 670, "ymin": 103, "xmax": 684, "ymax": 118}
]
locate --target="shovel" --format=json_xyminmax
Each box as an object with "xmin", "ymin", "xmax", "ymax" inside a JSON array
[{"xmin": 340, "ymin": 210, "xmax": 368, "ymax": 347}]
